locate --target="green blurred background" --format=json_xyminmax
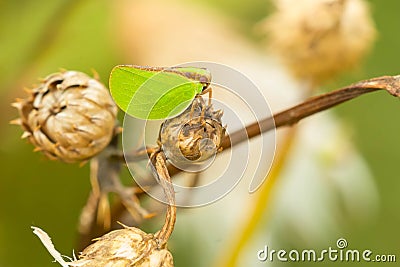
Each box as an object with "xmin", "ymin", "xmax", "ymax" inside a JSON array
[{"xmin": 0, "ymin": 0, "xmax": 399, "ymax": 266}]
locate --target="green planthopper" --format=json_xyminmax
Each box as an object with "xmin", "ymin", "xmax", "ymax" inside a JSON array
[{"xmin": 109, "ymin": 65, "xmax": 212, "ymax": 120}]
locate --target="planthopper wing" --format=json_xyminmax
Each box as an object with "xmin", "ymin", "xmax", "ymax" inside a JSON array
[{"xmin": 109, "ymin": 65, "xmax": 203, "ymax": 120}]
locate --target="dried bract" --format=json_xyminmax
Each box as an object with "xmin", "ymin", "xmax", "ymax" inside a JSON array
[
  {"xmin": 159, "ymin": 97, "xmax": 225, "ymax": 165},
  {"xmin": 12, "ymin": 70, "xmax": 118, "ymax": 163},
  {"xmin": 262, "ymin": 0, "xmax": 376, "ymax": 85}
]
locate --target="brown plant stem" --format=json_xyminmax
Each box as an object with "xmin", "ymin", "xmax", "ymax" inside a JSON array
[
  {"xmin": 151, "ymin": 151, "xmax": 177, "ymax": 246},
  {"xmin": 86, "ymin": 151, "xmax": 177, "ymax": 247},
  {"xmin": 221, "ymin": 75, "xmax": 400, "ymax": 149}
]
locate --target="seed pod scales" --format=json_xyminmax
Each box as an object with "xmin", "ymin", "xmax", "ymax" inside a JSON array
[
  {"xmin": 70, "ymin": 226, "xmax": 174, "ymax": 267},
  {"xmin": 160, "ymin": 97, "xmax": 225, "ymax": 164},
  {"xmin": 12, "ymin": 70, "xmax": 118, "ymax": 163}
]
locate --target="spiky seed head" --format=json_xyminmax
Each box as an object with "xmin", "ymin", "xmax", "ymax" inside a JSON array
[
  {"xmin": 71, "ymin": 225, "xmax": 174, "ymax": 267},
  {"xmin": 12, "ymin": 70, "xmax": 118, "ymax": 163},
  {"xmin": 160, "ymin": 97, "xmax": 225, "ymax": 165}
]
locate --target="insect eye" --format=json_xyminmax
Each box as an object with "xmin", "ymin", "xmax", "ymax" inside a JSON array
[{"xmin": 202, "ymin": 83, "xmax": 210, "ymax": 90}]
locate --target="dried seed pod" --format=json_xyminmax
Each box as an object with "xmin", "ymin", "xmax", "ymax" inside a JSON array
[
  {"xmin": 159, "ymin": 97, "xmax": 225, "ymax": 165},
  {"xmin": 32, "ymin": 225, "xmax": 173, "ymax": 267},
  {"xmin": 262, "ymin": 0, "xmax": 376, "ymax": 85},
  {"xmin": 11, "ymin": 70, "xmax": 118, "ymax": 163},
  {"xmin": 72, "ymin": 226, "xmax": 174, "ymax": 267}
]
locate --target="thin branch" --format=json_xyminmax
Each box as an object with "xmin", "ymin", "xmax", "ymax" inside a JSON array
[
  {"xmin": 150, "ymin": 151, "xmax": 176, "ymax": 246},
  {"xmin": 221, "ymin": 75, "xmax": 400, "ymax": 149}
]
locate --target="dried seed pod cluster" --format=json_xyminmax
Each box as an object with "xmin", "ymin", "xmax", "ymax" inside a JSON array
[
  {"xmin": 159, "ymin": 97, "xmax": 225, "ymax": 165},
  {"xmin": 12, "ymin": 70, "xmax": 118, "ymax": 163},
  {"xmin": 71, "ymin": 225, "xmax": 173, "ymax": 267}
]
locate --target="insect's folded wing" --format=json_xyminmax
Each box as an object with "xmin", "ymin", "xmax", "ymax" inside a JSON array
[{"xmin": 110, "ymin": 66, "xmax": 203, "ymax": 120}]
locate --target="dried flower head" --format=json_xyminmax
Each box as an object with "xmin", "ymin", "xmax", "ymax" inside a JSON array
[
  {"xmin": 33, "ymin": 225, "xmax": 174, "ymax": 267},
  {"xmin": 159, "ymin": 97, "xmax": 225, "ymax": 164},
  {"xmin": 72, "ymin": 226, "xmax": 173, "ymax": 267},
  {"xmin": 11, "ymin": 70, "xmax": 118, "ymax": 163},
  {"xmin": 262, "ymin": 0, "xmax": 376, "ymax": 85}
]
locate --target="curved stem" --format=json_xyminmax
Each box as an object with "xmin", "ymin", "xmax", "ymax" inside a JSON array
[{"xmin": 150, "ymin": 151, "xmax": 176, "ymax": 246}]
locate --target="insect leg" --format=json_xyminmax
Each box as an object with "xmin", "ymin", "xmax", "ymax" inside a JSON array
[
  {"xmin": 201, "ymin": 86, "xmax": 213, "ymax": 106},
  {"xmin": 189, "ymin": 97, "xmax": 201, "ymax": 123}
]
